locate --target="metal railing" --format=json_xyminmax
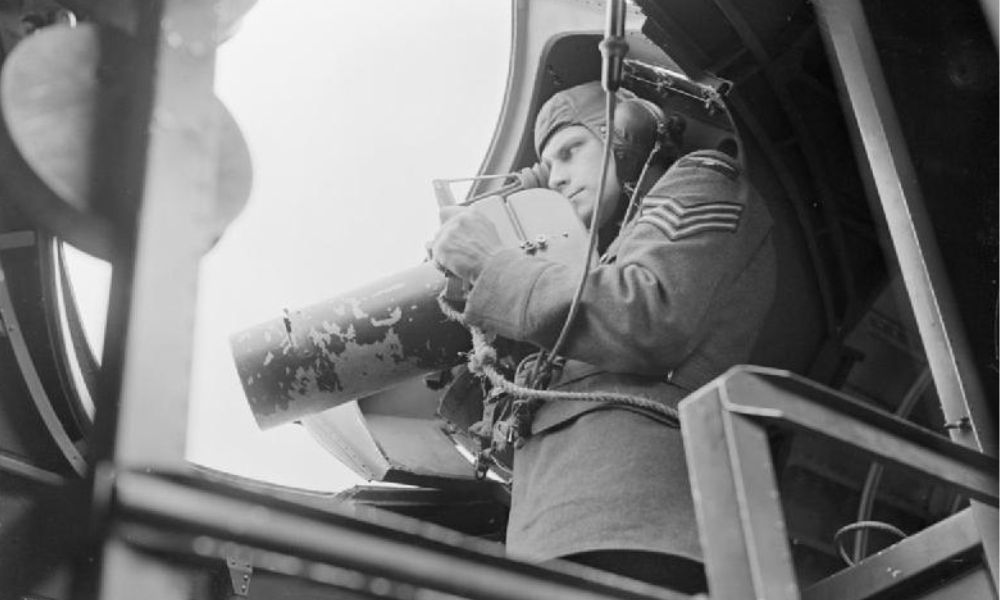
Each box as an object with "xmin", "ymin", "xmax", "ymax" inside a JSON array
[{"xmin": 680, "ymin": 366, "xmax": 999, "ymax": 600}]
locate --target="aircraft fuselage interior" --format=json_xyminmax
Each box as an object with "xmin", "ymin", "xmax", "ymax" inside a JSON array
[{"xmin": 0, "ymin": 1, "xmax": 997, "ymax": 599}]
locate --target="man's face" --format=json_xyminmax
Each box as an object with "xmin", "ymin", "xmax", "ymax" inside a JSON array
[{"xmin": 540, "ymin": 125, "xmax": 622, "ymax": 228}]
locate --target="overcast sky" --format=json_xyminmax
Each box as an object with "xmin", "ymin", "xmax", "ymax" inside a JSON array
[{"xmin": 67, "ymin": 0, "xmax": 512, "ymax": 490}]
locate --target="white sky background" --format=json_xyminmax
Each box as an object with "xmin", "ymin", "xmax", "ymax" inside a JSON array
[{"xmin": 66, "ymin": 0, "xmax": 512, "ymax": 490}]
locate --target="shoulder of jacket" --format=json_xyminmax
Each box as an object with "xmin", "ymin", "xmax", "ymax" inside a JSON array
[
  {"xmin": 671, "ymin": 149, "xmax": 742, "ymax": 181},
  {"xmin": 633, "ymin": 150, "xmax": 747, "ymax": 242},
  {"xmin": 640, "ymin": 149, "xmax": 745, "ymax": 206}
]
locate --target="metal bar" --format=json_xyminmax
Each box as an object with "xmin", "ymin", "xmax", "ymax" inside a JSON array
[
  {"xmin": 86, "ymin": 0, "xmax": 163, "ymax": 465},
  {"xmin": 719, "ymin": 384, "xmax": 800, "ymax": 600},
  {"xmin": 113, "ymin": 471, "xmax": 688, "ymax": 600},
  {"xmin": 55, "ymin": 240, "xmax": 100, "ymax": 420},
  {"xmin": 682, "ymin": 366, "xmax": 999, "ymax": 598},
  {"xmin": 82, "ymin": 1, "xmax": 223, "ymax": 599},
  {"xmin": 812, "ymin": 0, "xmax": 995, "ymax": 458},
  {"xmin": 0, "ymin": 259, "xmax": 88, "ymax": 476},
  {"xmin": 813, "ymin": 3, "xmax": 999, "ymax": 584},
  {"xmin": 91, "ymin": 0, "xmax": 221, "ymax": 467},
  {"xmin": 0, "ymin": 449, "xmax": 68, "ymax": 486},
  {"xmin": 803, "ymin": 508, "xmax": 984, "ymax": 600},
  {"xmin": 39, "ymin": 234, "xmax": 93, "ymax": 434},
  {"xmin": 680, "ymin": 386, "xmax": 794, "ymax": 600},
  {"xmin": 974, "ymin": 504, "xmax": 1000, "ymax": 589},
  {"xmin": 722, "ymin": 368, "xmax": 998, "ymax": 505},
  {"xmin": 717, "ymin": 366, "xmax": 999, "ymax": 591}
]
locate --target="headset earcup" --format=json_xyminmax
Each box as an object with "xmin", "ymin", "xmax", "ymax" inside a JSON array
[
  {"xmin": 613, "ymin": 98, "xmax": 668, "ymax": 161},
  {"xmin": 611, "ymin": 98, "xmax": 668, "ymax": 185}
]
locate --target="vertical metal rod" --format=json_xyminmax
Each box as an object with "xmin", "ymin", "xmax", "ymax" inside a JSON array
[
  {"xmin": 94, "ymin": 0, "xmax": 222, "ymax": 468},
  {"xmin": 83, "ymin": 0, "xmax": 223, "ymax": 598},
  {"xmin": 719, "ymin": 387, "xmax": 800, "ymax": 600},
  {"xmin": 813, "ymin": 0, "xmax": 998, "ymax": 585},
  {"xmin": 0, "ymin": 257, "xmax": 88, "ymax": 476},
  {"xmin": 681, "ymin": 386, "xmax": 800, "ymax": 600},
  {"xmin": 813, "ymin": 0, "xmax": 995, "ymax": 456},
  {"xmin": 88, "ymin": 1, "xmax": 165, "ymax": 467}
]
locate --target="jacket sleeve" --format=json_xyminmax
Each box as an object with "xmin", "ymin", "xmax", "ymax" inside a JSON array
[{"xmin": 463, "ymin": 151, "xmax": 757, "ymax": 375}]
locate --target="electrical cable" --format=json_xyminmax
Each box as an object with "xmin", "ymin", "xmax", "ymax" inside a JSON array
[
  {"xmin": 537, "ymin": 0, "xmax": 627, "ymax": 378},
  {"xmin": 850, "ymin": 367, "xmax": 932, "ymax": 563},
  {"xmin": 537, "ymin": 91, "xmax": 618, "ymax": 376},
  {"xmin": 617, "ymin": 140, "xmax": 662, "ymax": 239},
  {"xmin": 835, "ymin": 521, "xmax": 907, "ymax": 566}
]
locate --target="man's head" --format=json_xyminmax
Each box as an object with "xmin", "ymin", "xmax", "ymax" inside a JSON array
[
  {"xmin": 534, "ymin": 81, "xmax": 667, "ymax": 228},
  {"xmin": 539, "ymin": 124, "xmax": 622, "ymax": 228}
]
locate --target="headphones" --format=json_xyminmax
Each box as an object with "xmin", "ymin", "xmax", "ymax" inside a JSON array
[
  {"xmin": 607, "ymin": 95, "xmax": 687, "ymax": 196},
  {"xmin": 612, "ymin": 95, "xmax": 685, "ymax": 167}
]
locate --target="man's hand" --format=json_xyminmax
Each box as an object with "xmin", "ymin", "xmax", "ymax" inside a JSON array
[{"xmin": 430, "ymin": 206, "xmax": 504, "ymax": 283}]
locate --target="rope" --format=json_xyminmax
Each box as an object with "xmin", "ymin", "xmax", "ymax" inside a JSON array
[{"xmin": 436, "ymin": 293, "xmax": 680, "ymax": 428}]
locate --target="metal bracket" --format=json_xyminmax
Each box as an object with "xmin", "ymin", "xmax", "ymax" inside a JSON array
[
  {"xmin": 623, "ymin": 58, "xmax": 732, "ymax": 115},
  {"xmin": 225, "ymin": 555, "xmax": 253, "ymax": 597},
  {"xmin": 519, "ymin": 235, "xmax": 548, "ymax": 254},
  {"xmin": 944, "ymin": 416, "xmax": 972, "ymax": 431}
]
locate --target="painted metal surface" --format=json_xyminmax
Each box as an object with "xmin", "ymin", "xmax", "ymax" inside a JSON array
[
  {"xmin": 232, "ymin": 189, "xmax": 588, "ymax": 430},
  {"xmin": 232, "ymin": 262, "xmax": 470, "ymax": 430}
]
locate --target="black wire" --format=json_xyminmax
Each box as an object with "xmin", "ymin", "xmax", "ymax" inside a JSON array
[{"xmin": 539, "ymin": 91, "xmax": 618, "ymax": 374}]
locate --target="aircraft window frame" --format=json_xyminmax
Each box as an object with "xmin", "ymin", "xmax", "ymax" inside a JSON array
[{"xmin": 50, "ymin": 0, "xmax": 515, "ymax": 492}]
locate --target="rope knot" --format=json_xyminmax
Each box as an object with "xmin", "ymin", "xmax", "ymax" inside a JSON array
[{"xmin": 467, "ymin": 344, "xmax": 497, "ymax": 374}]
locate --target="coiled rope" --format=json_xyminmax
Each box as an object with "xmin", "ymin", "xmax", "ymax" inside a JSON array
[{"xmin": 436, "ymin": 293, "xmax": 680, "ymax": 429}]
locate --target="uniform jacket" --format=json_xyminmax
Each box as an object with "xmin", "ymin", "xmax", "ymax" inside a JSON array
[
  {"xmin": 465, "ymin": 149, "xmax": 776, "ymax": 427},
  {"xmin": 462, "ymin": 149, "xmax": 777, "ymax": 560}
]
